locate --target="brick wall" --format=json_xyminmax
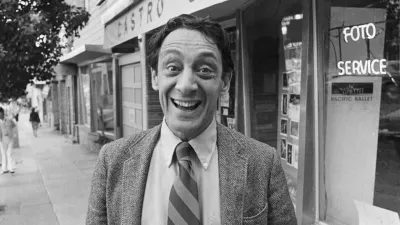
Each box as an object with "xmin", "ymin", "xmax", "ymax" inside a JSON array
[{"xmin": 59, "ymin": 80, "xmax": 68, "ymax": 134}]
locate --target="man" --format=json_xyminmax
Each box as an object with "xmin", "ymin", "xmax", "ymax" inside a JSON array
[
  {"xmin": 86, "ymin": 14, "xmax": 296, "ymax": 225},
  {"xmin": 0, "ymin": 107, "xmax": 16, "ymax": 174}
]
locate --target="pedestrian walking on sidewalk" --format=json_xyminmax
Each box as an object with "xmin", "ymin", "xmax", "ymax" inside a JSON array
[
  {"xmin": 29, "ymin": 107, "xmax": 40, "ymax": 137},
  {"xmin": 0, "ymin": 107, "xmax": 16, "ymax": 174}
]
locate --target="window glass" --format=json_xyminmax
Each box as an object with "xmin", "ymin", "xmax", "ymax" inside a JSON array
[
  {"xmin": 91, "ymin": 62, "xmax": 114, "ymax": 134},
  {"xmin": 218, "ymin": 26, "xmax": 237, "ymax": 129},
  {"xmin": 81, "ymin": 72, "xmax": 91, "ymax": 126},
  {"xmin": 242, "ymin": 0, "xmax": 303, "ymax": 211},
  {"xmin": 323, "ymin": 1, "xmax": 400, "ymax": 223}
]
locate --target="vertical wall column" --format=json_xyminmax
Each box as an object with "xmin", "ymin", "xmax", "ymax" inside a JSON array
[
  {"xmin": 139, "ymin": 34, "xmax": 148, "ymax": 131},
  {"xmin": 52, "ymin": 81, "xmax": 60, "ymax": 130},
  {"xmin": 59, "ymin": 79, "xmax": 67, "ymax": 134},
  {"xmin": 112, "ymin": 55, "xmax": 122, "ymax": 139}
]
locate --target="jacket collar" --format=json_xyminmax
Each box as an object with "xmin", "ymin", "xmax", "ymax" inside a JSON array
[{"xmin": 121, "ymin": 123, "xmax": 248, "ymax": 225}]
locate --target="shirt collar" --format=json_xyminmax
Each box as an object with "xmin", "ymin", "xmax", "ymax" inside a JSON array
[{"xmin": 161, "ymin": 118, "xmax": 217, "ymax": 170}]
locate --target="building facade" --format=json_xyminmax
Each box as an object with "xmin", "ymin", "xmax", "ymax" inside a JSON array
[{"xmin": 53, "ymin": 0, "xmax": 400, "ymax": 224}]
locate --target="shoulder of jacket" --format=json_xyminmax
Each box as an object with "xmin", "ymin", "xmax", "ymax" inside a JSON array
[
  {"xmin": 219, "ymin": 124, "xmax": 276, "ymax": 160},
  {"xmin": 100, "ymin": 125, "xmax": 160, "ymax": 159}
]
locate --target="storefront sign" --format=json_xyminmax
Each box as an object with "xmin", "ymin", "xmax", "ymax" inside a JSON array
[
  {"xmin": 343, "ymin": 23, "xmax": 376, "ymax": 42},
  {"xmin": 331, "ymin": 82, "xmax": 374, "ymax": 102},
  {"xmin": 337, "ymin": 23, "xmax": 387, "ymax": 76},
  {"xmin": 104, "ymin": 0, "xmax": 227, "ymax": 49}
]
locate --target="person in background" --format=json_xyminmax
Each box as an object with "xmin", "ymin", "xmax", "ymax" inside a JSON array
[
  {"xmin": 29, "ymin": 107, "xmax": 41, "ymax": 137},
  {"xmin": 0, "ymin": 107, "xmax": 16, "ymax": 174},
  {"xmin": 9, "ymin": 98, "xmax": 20, "ymax": 122}
]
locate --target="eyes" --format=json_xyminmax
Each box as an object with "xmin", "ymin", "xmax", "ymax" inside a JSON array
[{"xmin": 165, "ymin": 64, "xmax": 216, "ymax": 78}]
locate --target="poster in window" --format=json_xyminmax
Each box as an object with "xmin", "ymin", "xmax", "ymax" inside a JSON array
[
  {"xmin": 283, "ymin": 72, "xmax": 289, "ymax": 89},
  {"xmin": 281, "ymin": 138, "xmax": 287, "ymax": 159},
  {"xmin": 281, "ymin": 118, "xmax": 288, "ymax": 136},
  {"xmin": 287, "ymin": 70, "xmax": 301, "ymax": 86},
  {"xmin": 287, "ymin": 143, "xmax": 293, "ymax": 165},
  {"xmin": 290, "ymin": 121, "xmax": 299, "ymax": 138},
  {"xmin": 289, "ymin": 83, "xmax": 301, "ymax": 95},
  {"xmin": 288, "ymin": 94, "xmax": 300, "ymax": 122},
  {"xmin": 282, "ymin": 94, "xmax": 288, "ymax": 115},
  {"xmin": 220, "ymin": 92, "xmax": 230, "ymax": 108},
  {"xmin": 227, "ymin": 117, "xmax": 235, "ymax": 130},
  {"xmin": 292, "ymin": 144, "xmax": 299, "ymax": 169}
]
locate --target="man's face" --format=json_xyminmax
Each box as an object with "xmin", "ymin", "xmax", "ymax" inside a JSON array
[{"xmin": 152, "ymin": 28, "xmax": 231, "ymax": 141}]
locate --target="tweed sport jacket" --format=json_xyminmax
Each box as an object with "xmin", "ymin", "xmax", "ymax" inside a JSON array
[{"xmin": 86, "ymin": 123, "xmax": 297, "ymax": 225}]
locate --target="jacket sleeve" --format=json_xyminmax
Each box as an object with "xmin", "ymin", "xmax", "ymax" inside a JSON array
[
  {"xmin": 268, "ymin": 150, "xmax": 298, "ymax": 225},
  {"xmin": 29, "ymin": 113, "xmax": 32, "ymax": 122},
  {"xmin": 86, "ymin": 144, "xmax": 109, "ymax": 225}
]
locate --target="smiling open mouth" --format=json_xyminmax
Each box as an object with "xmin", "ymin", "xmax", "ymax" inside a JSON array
[{"xmin": 171, "ymin": 98, "xmax": 202, "ymax": 111}]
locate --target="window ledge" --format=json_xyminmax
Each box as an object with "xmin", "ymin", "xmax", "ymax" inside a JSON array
[{"xmin": 96, "ymin": 130, "xmax": 115, "ymax": 140}]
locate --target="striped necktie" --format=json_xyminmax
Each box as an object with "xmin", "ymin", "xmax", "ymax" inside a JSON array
[{"xmin": 168, "ymin": 142, "xmax": 201, "ymax": 225}]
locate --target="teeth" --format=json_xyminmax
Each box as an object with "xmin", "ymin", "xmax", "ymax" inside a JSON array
[{"xmin": 173, "ymin": 100, "xmax": 198, "ymax": 107}]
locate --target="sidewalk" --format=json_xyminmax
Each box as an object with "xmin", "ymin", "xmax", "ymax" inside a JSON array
[{"xmin": 0, "ymin": 113, "xmax": 99, "ymax": 225}]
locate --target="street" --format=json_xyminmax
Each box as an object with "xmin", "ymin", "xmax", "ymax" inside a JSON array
[{"xmin": 0, "ymin": 112, "xmax": 99, "ymax": 225}]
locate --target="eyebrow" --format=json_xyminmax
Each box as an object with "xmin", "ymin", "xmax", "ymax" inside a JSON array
[
  {"xmin": 160, "ymin": 48, "xmax": 219, "ymax": 60},
  {"xmin": 197, "ymin": 51, "xmax": 219, "ymax": 61}
]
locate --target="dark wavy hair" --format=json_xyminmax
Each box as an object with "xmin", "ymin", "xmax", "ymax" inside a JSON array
[{"xmin": 146, "ymin": 14, "xmax": 234, "ymax": 74}]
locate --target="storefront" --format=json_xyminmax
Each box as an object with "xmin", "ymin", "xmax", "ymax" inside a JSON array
[
  {"xmin": 317, "ymin": 0, "xmax": 400, "ymax": 224},
  {"xmin": 102, "ymin": 0, "xmax": 400, "ymax": 224},
  {"xmin": 59, "ymin": 45, "xmax": 113, "ymax": 147}
]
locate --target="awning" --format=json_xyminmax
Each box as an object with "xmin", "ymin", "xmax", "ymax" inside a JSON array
[
  {"xmin": 59, "ymin": 44, "xmax": 111, "ymax": 64},
  {"xmin": 102, "ymin": 0, "xmax": 228, "ymax": 49}
]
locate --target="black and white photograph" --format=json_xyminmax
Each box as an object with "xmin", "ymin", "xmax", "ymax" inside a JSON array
[
  {"xmin": 1, "ymin": 0, "xmax": 399, "ymax": 224},
  {"xmin": 293, "ymin": 144, "xmax": 299, "ymax": 169},
  {"xmin": 281, "ymin": 118, "xmax": 288, "ymax": 136},
  {"xmin": 283, "ymin": 72, "xmax": 289, "ymax": 89},
  {"xmin": 289, "ymin": 94, "xmax": 301, "ymax": 106},
  {"xmin": 281, "ymin": 138, "xmax": 287, "ymax": 159},
  {"xmin": 287, "ymin": 144, "xmax": 293, "ymax": 165},
  {"xmin": 290, "ymin": 121, "xmax": 299, "ymax": 138},
  {"xmin": 288, "ymin": 94, "xmax": 301, "ymax": 122},
  {"xmin": 282, "ymin": 94, "xmax": 288, "ymax": 115}
]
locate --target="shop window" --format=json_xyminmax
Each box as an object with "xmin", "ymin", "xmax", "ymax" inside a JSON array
[
  {"xmin": 218, "ymin": 26, "xmax": 237, "ymax": 129},
  {"xmin": 80, "ymin": 72, "xmax": 91, "ymax": 126},
  {"xmin": 90, "ymin": 62, "xmax": 114, "ymax": 135},
  {"xmin": 323, "ymin": 0, "xmax": 400, "ymax": 224},
  {"xmin": 242, "ymin": 0, "xmax": 303, "ymax": 212}
]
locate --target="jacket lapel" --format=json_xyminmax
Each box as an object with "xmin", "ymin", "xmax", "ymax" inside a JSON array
[
  {"xmin": 121, "ymin": 125, "xmax": 161, "ymax": 225},
  {"xmin": 217, "ymin": 123, "xmax": 248, "ymax": 225}
]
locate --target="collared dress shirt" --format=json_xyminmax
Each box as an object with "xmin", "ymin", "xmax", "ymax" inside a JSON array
[{"xmin": 142, "ymin": 118, "xmax": 221, "ymax": 225}]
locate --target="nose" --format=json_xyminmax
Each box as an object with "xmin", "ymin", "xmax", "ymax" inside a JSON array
[{"xmin": 175, "ymin": 68, "xmax": 198, "ymax": 94}]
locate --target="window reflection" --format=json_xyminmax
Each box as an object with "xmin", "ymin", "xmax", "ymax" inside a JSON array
[{"xmin": 324, "ymin": 0, "xmax": 400, "ymax": 223}]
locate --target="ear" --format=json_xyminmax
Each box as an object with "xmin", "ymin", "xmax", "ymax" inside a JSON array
[
  {"xmin": 220, "ymin": 72, "xmax": 232, "ymax": 95},
  {"xmin": 151, "ymin": 68, "xmax": 159, "ymax": 91}
]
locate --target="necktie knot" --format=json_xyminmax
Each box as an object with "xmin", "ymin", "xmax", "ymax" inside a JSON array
[{"xmin": 175, "ymin": 142, "xmax": 193, "ymax": 163}]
